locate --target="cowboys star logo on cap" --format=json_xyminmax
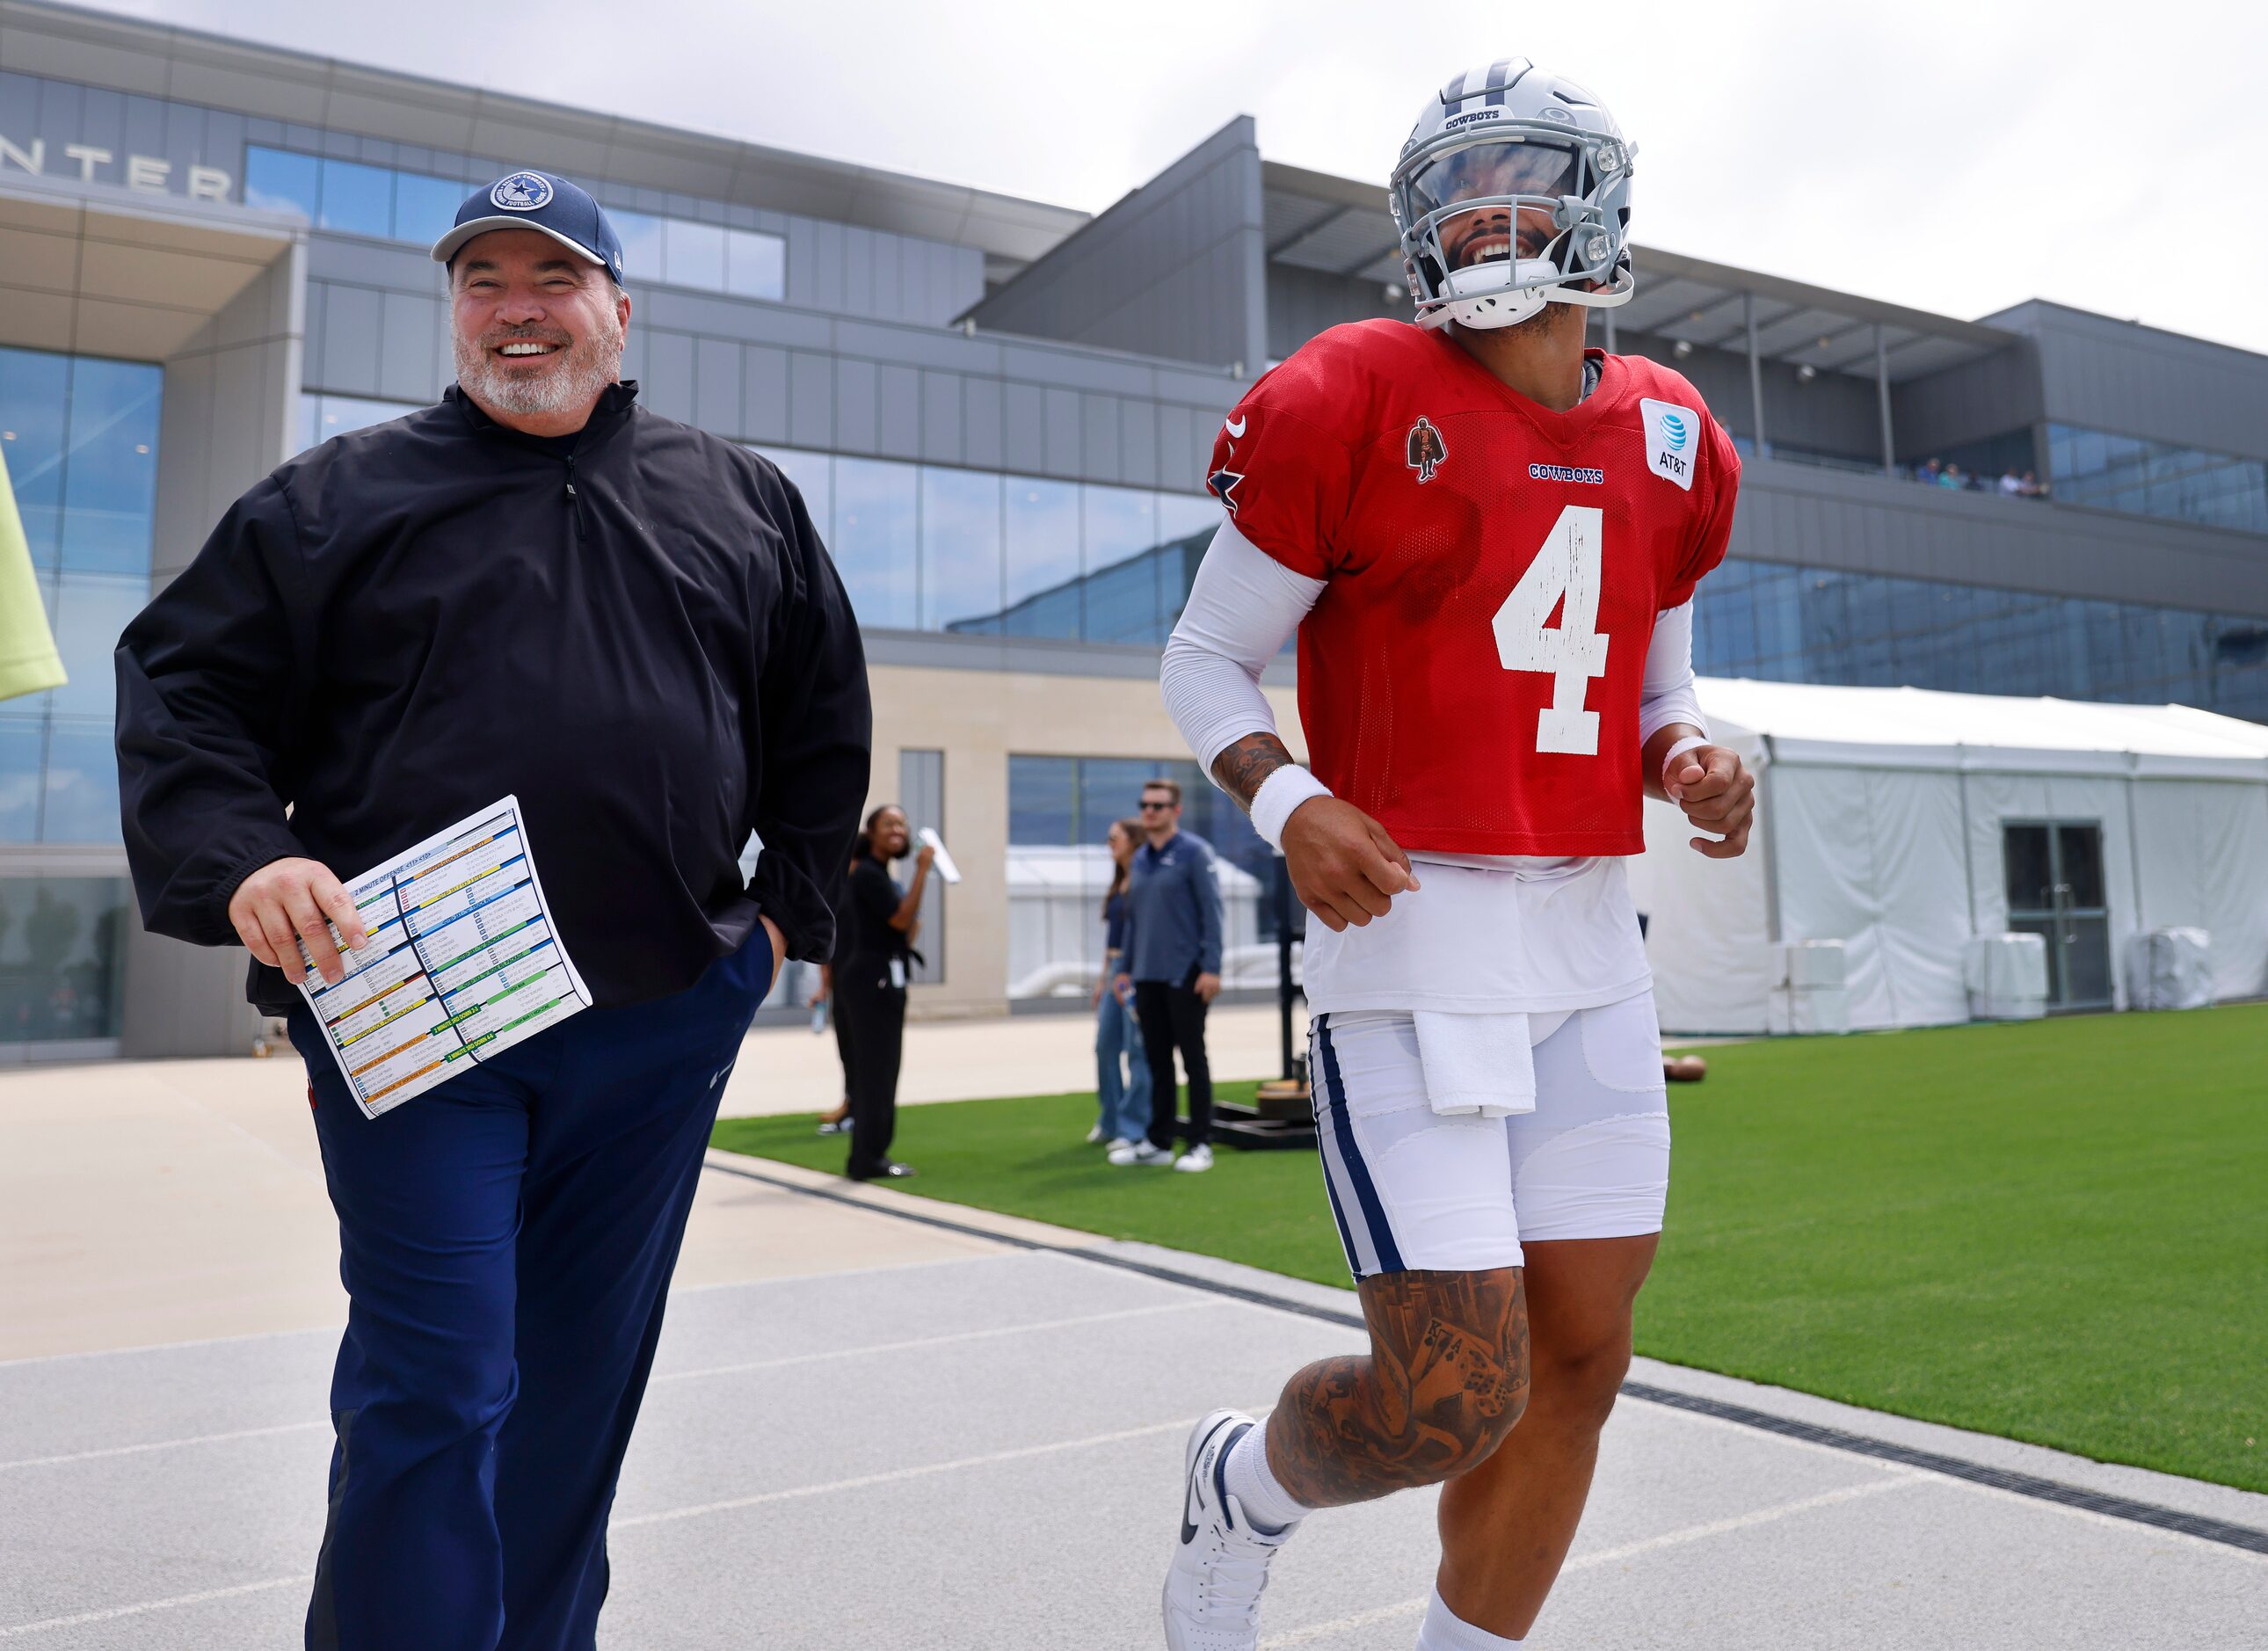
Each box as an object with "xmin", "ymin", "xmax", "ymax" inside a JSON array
[
  {"xmin": 490, "ymin": 171, "xmax": 555, "ymax": 212},
  {"xmin": 432, "ymin": 170, "xmax": 629, "ymax": 284}
]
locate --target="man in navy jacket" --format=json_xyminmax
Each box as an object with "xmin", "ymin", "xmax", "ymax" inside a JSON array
[
  {"xmin": 114, "ymin": 171, "xmax": 869, "ymax": 1651},
  {"xmin": 1111, "ymin": 777, "xmax": 1225, "ymax": 1173}
]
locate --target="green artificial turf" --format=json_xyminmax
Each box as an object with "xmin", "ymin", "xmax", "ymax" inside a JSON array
[{"xmin": 714, "ymin": 1004, "xmax": 2268, "ymax": 1492}]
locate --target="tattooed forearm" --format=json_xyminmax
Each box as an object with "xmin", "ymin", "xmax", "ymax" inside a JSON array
[
  {"xmin": 1262, "ymin": 1268, "xmax": 1530, "ymax": 1509},
  {"xmin": 1211, "ymin": 731, "xmax": 1298, "ymax": 813}
]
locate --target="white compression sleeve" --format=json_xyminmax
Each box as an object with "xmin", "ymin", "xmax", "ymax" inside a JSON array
[
  {"xmin": 1159, "ymin": 518, "xmax": 1325, "ymax": 776},
  {"xmin": 1637, "ymin": 600, "xmax": 1705, "ymax": 746}
]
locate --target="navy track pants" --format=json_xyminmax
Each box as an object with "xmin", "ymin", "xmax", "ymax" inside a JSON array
[{"xmin": 287, "ymin": 927, "xmax": 771, "ymax": 1651}]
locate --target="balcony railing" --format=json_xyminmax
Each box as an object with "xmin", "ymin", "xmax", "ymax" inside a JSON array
[{"xmin": 1748, "ymin": 440, "xmax": 2051, "ymax": 500}]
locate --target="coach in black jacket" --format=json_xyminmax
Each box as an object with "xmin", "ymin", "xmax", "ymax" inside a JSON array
[{"xmin": 114, "ymin": 172, "xmax": 869, "ymax": 1651}]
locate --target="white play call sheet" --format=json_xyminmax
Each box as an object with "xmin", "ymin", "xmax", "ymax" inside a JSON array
[{"xmin": 292, "ymin": 796, "xmax": 592, "ymax": 1119}]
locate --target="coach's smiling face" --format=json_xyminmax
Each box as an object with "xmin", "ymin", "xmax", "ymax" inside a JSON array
[{"xmin": 449, "ymin": 227, "xmax": 630, "ymax": 438}]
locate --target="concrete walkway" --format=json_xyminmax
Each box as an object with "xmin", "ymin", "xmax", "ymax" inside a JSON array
[
  {"xmin": 3, "ymin": 1046, "xmax": 2262, "ymax": 1648},
  {"xmin": 0, "ymin": 1008, "xmax": 1298, "ymax": 1363}
]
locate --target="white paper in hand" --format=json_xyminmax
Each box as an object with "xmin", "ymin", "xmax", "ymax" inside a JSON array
[
  {"xmin": 292, "ymin": 796, "xmax": 592, "ymax": 1119},
  {"xmin": 917, "ymin": 826, "xmax": 962, "ymax": 884}
]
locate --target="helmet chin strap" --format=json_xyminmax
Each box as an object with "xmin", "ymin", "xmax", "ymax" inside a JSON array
[{"xmin": 1418, "ymin": 257, "xmax": 1636, "ymax": 331}]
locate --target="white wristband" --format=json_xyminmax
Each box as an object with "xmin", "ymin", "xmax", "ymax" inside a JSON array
[
  {"xmin": 1661, "ymin": 735, "xmax": 1710, "ymax": 789},
  {"xmin": 1250, "ymin": 764, "xmax": 1333, "ymax": 851}
]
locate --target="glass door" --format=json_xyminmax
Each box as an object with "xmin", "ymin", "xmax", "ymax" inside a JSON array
[{"xmin": 2003, "ymin": 821, "xmax": 2113, "ymax": 1009}]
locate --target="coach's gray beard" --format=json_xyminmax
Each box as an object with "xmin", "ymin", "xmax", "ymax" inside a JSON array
[{"xmin": 455, "ymin": 315, "xmax": 624, "ymax": 418}]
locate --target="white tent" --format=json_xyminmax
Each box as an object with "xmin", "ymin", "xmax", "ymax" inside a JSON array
[{"xmin": 1628, "ymin": 680, "xmax": 2268, "ymax": 1034}]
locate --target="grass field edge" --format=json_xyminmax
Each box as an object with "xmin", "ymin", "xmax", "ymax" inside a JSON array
[{"xmin": 707, "ymin": 1110, "xmax": 2268, "ymax": 1501}]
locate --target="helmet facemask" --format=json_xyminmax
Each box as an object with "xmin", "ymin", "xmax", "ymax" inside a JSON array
[{"xmin": 1391, "ymin": 111, "xmax": 1636, "ymax": 332}]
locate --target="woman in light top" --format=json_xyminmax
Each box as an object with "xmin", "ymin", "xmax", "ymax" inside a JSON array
[{"xmin": 1090, "ymin": 817, "xmax": 1152, "ymax": 1150}]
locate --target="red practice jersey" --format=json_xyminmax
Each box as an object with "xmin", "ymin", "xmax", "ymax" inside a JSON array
[{"xmin": 1209, "ymin": 319, "xmax": 1741, "ymax": 856}]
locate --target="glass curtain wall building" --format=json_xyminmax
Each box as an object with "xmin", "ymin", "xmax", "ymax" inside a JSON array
[
  {"xmin": 0, "ymin": 345, "xmax": 160, "ymax": 1047},
  {"xmin": 2046, "ymin": 424, "xmax": 2268, "ymax": 535},
  {"xmin": 754, "ymin": 447, "xmax": 1218, "ymax": 644},
  {"xmin": 245, "ymin": 147, "xmax": 789, "ymax": 303},
  {"xmin": 1692, "ymin": 559, "xmax": 2268, "ymax": 724},
  {"xmin": 5, "ymin": 0, "xmax": 2265, "ymax": 1048}
]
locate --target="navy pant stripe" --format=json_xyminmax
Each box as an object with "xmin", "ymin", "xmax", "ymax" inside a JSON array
[
  {"xmin": 1315, "ymin": 1015, "xmax": 1404, "ymax": 1276},
  {"xmin": 1307, "ymin": 1018, "xmax": 1367, "ymax": 1276}
]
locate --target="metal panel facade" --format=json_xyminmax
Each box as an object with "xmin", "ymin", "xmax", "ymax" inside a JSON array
[
  {"xmin": 1991, "ymin": 301, "xmax": 2268, "ymax": 462},
  {"xmin": 968, "ymin": 116, "xmax": 1268, "ymax": 374}
]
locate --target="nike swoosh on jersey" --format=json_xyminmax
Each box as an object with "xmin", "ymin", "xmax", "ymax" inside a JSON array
[{"xmin": 1225, "ymin": 416, "xmax": 1247, "ymax": 438}]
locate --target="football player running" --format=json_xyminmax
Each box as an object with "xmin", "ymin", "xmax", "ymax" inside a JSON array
[{"xmin": 1154, "ymin": 61, "xmax": 1752, "ymax": 1651}]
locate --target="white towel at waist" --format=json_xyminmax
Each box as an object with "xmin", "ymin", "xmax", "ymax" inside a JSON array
[{"xmin": 1412, "ymin": 1009, "xmax": 1575, "ymax": 1117}]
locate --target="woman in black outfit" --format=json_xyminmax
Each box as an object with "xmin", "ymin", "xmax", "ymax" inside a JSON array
[{"xmin": 838, "ymin": 804, "xmax": 933, "ymax": 1181}]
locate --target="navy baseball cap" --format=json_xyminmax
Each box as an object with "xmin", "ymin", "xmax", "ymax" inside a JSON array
[{"xmin": 430, "ymin": 170, "xmax": 626, "ymax": 284}]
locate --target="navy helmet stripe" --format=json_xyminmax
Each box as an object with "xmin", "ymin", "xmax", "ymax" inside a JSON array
[
  {"xmin": 1316, "ymin": 1015, "xmax": 1404, "ymax": 1276},
  {"xmin": 1488, "ymin": 61, "xmax": 1531, "ymax": 108},
  {"xmin": 1448, "ymin": 60, "xmax": 1533, "ymax": 111}
]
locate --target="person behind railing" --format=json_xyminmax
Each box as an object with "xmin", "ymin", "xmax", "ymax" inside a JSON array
[
  {"xmin": 1907, "ymin": 455, "xmax": 2046, "ymax": 499},
  {"xmin": 1088, "ymin": 816, "xmax": 1154, "ymax": 1151}
]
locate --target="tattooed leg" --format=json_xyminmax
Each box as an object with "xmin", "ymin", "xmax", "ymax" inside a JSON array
[
  {"xmin": 1262, "ymin": 1267, "xmax": 1530, "ymax": 1509},
  {"xmin": 1211, "ymin": 731, "xmax": 1296, "ymax": 811}
]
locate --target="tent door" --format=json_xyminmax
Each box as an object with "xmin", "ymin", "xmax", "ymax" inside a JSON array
[{"xmin": 2003, "ymin": 821, "xmax": 2113, "ymax": 1010}]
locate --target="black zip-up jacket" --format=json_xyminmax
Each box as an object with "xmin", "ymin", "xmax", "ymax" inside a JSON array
[{"xmin": 115, "ymin": 381, "xmax": 871, "ymax": 1015}]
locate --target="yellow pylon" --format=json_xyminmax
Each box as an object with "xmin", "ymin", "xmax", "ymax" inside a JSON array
[{"xmin": 0, "ymin": 442, "xmax": 66, "ymax": 704}]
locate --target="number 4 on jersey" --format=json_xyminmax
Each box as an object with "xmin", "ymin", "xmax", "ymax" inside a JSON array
[{"xmin": 1491, "ymin": 504, "xmax": 1608, "ymax": 755}]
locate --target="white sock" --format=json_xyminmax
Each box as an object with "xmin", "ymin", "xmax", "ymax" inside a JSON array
[
  {"xmin": 1221, "ymin": 1422, "xmax": 1312, "ymax": 1534},
  {"xmin": 1415, "ymin": 1586, "xmax": 1523, "ymax": 1649}
]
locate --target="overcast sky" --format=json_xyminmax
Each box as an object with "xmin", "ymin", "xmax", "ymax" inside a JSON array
[{"xmin": 72, "ymin": 0, "xmax": 2268, "ymax": 355}]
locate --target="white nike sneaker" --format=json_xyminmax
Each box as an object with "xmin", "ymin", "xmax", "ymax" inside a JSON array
[
  {"xmin": 1163, "ymin": 1409, "xmax": 1297, "ymax": 1651},
  {"xmin": 1109, "ymin": 1140, "xmax": 1175, "ymax": 1167},
  {"xmin": 1174, "ymin": 1144, "xmax": 1214, "ymax": 1173},
  {"xmin": 1087, "ymin": 1124, "xmax": 1106, "ymax": 1144}
]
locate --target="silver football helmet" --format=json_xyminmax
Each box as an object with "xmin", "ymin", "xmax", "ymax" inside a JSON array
[{"xmin": 1389, "ymin": 60, "xmax": 1636, "ymax": 331}]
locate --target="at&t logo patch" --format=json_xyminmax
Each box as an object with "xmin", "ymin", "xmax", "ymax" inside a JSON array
[{"xmin": 1639, "ymin": 397, "xmax": 1697, "ymax": 491}]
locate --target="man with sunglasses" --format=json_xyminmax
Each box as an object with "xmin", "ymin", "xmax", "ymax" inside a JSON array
[
  {"xmin": 1110, "ymin": 778, "xmax": 1225, "ymax": 1173},
  {"xmin": 1153, "ymin": 62, "xmax": 1753, "ymax": 1650}
]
